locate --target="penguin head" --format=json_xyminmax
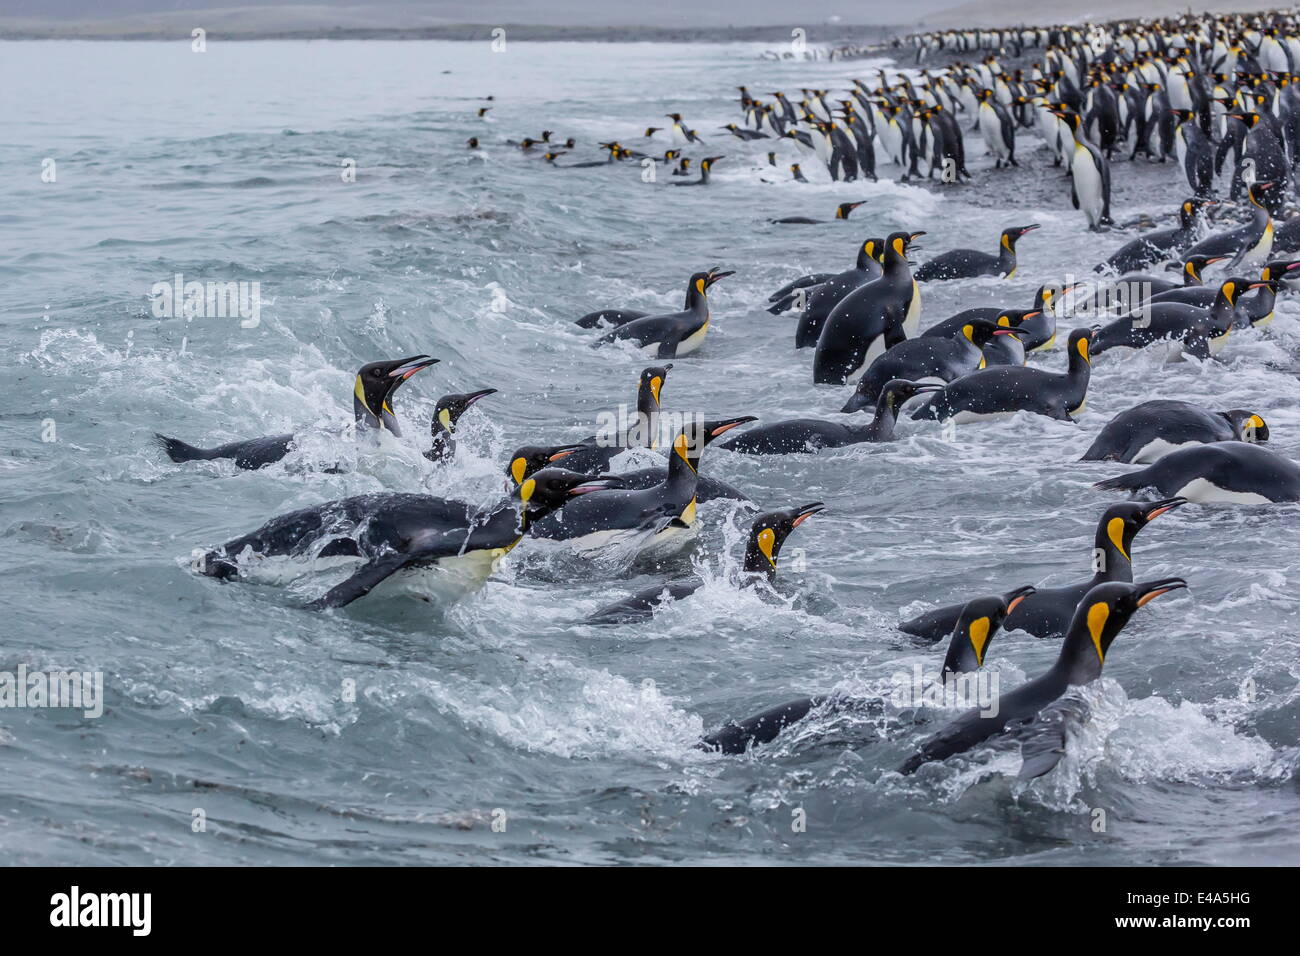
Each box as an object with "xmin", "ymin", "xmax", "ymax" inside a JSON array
[
  {"xmin": 505, "ymin": 444, "xmax": 589, "ymax": 487},
  {"xmin": 885, "ymin": 230, "xmax": 924, "ymax": 260},
  {"xmin": 432, "ymin": 388, "xmax": 496, "ymax": 437},
  {"xmin": 961, "ymin": 318, "xmax": 1003, "ymax": 348},
  {"xmin": 1064, "ymin": 327, "xmax": 1093, "ymax": 365},
  {"xmin": 1216, "ymin": 276, "xmax": 1267, "ymax": 307},
  {"xmin": 744, "ymin": 502, "xmax": 824, "ymax": 577},
  {"xmin": 1247, "ymin": 181, "xmax": 1275, "ymax": 207},
  {"xmin": 1182, "ymin": 254, "xmax": 1228, "ymax": 283},
  {"xmin": 467, "ymin": 137, "xmax": 480, "ymax": 149},
  {"xmin": 1221, "ymin": 410, "xmax": 1270, "ymax": 444},
  {"xmin": 837, "ymin": 201, "xmax": 867, "ymax": 219},
  {"xmin": 1065, "ymin": 578, "xmax": 1188, "ymax": 671},
  {"xmin": 1098, "ymin": 497, "xmax": 1188, "ymax": 564},
  {"xmin": 1001, "ymin": 223, "xmax": 1040, "ymax": 249},
  {"xmin": 688, "ymin": 267, "xmax": 734, "ymax": 299},
  {"xmin": 644, "ymin": 127, "xmax": 662, "ymax": 137},
  {"xmin": 515, "ymin": 468, "xmax": 626, "ymax": 523},
  {"xmin": 1179, "ymin": 197, "xmax": 1217, "ymax": 228},
  {"xmin": 639, "ymin": 364, "xmax": 671, "ymax": 409},
  {"xmin": 353, "ymin": 356, "xmax": 438, "ymax": 430},
  {"xmin": 671, "ymin": 416, "xmax": 757, "ymax": 472},
  {"xmin": 700, "ymin": 156, "xmax": 724, "ymax": 172},
  {"xmin": 943, "ymin": 586, "xmax": 1035, "ymax": 674},
  {"xmin": 1260, "ymin": 258, "xmax": 1300, "ymax": 290}
]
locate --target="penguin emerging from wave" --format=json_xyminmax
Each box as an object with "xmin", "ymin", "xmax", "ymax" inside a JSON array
[
  {"xmin": 153, "ymin": 355, "xmax": 438, "ymax": 470},
  {"xmin": 581, "ymin": 502, "xmax": 822, "ymax": 625},
  {"xmin": 527, "ymin": 417, "xmax": 755, "ymax": 557},
  {"xmin": 700, "ymin": 588, "xmax": 1035, "ymax": 755},
  {"xmin": 197, "ymin": 467, "xmax": 624, "ymax": 610},
  {"xmin": 911, "ymin": 327, "xmax": 1092, "ymax": 423},
  {"xmin": 553, "ymin": 365, "xmax": 672, "ymax": 474},
  {"xmin": 1090, "ymin": 276, "xmax": 1263, "ymax": 361},
  {"xmin": 1081, "ymin": 400, "xmax": 1268, "ymax": 463},
  {"xmin": 792, "ymin": 238, "xmax": 885, "ymax": 348},
  {"xmin": 1182, "ymin": 181, "xmax": 1274, "ymax": 269},
  {"xmin": 813, "ymin": 231, "xmax": 924, "ymax": 385},
  {"xmin": 898, "ymin": 578, "xmax": 1188, "ymax": 776},
  {"xmin": 898, "ymin": 497, "xmax": 1187, "ymax": 641},
  {"xmin": 1094, "ymin": 441, "xmax": 1300, "ymax": 503},
  {"xmin": 592, "ymin": 268, "xmax": 733, "ymax": 358},
  {"xmin": 770, "ymin": 201, "xmax": 866, "ymax": 225},
  {"xmin": 716, "ymin": 380, "xmax": 940, "ymax": 455},
  {"xmin": 845, "ymin": 320, "xmax": 1000, "ymax": 407},
  {"xmin": 424, "ymin": 388, "xmax": 496, "ymax": 463},
  {"xmin": 913, "ymin": 224, "xmax": 1039, "ymax": 281},
  {"xmin": 1095, "ymin": 198, "xmax": 1215, "ymax": 274}
]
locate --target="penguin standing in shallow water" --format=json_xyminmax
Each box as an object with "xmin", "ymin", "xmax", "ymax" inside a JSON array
[
  {"xmin": 1055, "ymin": 109, "xmax": 1114, "ymax": 230},
  {"xmin": 813, "ymin": 231, "xmax": 924, "ymax": 385},
  {"xmin": 911, "ymin": 327, "xmax": 1093, "ymax": 423},
  {"xmin": 717, "ymin": 380, "xmax": 940, "ymax": 455},
  {"xmin": 793, "ymin": 238, "xmax": 884, "ymax": 348},
  {"xmin": 1094, "ymin": 442, "xmax": 1300, "ymax": 503},
  {"xmin": 898, "ymin": 578, "xmax": 1188, "ymax": 776},
  {"xmin": 1081, "ymin": 400, "xmax": 1269, "ymax": 463},
  {"xmin": 898, "ymin": 498, "xmax": 1187, "ymax": 641},
  {"xmin": 197, "ymin": 468, "xmax": 624, "ymax": 610},
  {"xmin": 592, "ymin": 268, "xmax": 733, "ymax": 358},
  {"xmin": 913, "ymin": 224, "xmax": 1039, "ymax": 281},
  {"xmin": 581, "ymin": 502, "xmax": 822, "ymax": 625},
  {"xmin": 153, "ymin": 355, "xmax": 438, "ymax": 470},
  {"xmin": 700, "ymin": 588, "xmax": 1034, "ymax": 755}
]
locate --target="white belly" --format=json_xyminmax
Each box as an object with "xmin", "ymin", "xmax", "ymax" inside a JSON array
[
  {"xmin": 676, "ymin": 320, "xmax": 710, "ymax": 356},
  {"xmin": 1174, "ymin": 477, "xmax": 1272, "ymax": 505},
  {"xmin": 1072, "ymin": 147, "xmax": 1104, "ymax": 225},
  {"xmin": 1130, "ymin": 438, "xmax": 1200, "ymax": 464},
  {"xmin": 948, "ymin": 409, "xmax": 1017, "ymax": 424}
]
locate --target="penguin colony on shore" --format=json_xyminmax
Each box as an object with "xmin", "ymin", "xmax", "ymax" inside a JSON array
[{"xmin": 154, "ymin": 9, "xmax": 1300, "ymax": 781}]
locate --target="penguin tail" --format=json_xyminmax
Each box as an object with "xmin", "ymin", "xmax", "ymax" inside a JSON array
[
  {"xmin": 153, "ymin": 433, "xmax": 215, "ymax": 462},
  {"xmin": 1092, "ymin": 470, "xmax": 1146, "ymax": 492}
]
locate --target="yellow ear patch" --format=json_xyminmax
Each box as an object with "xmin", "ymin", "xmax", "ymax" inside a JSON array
[
  {"xmin": 673, "ymin": 432, "xmax": 694, "ymax": 469},
  {"xmin": 649, "ymin": 376, "xmax": 663, "ymax": 404},
  {"xmin": 997, "ymin": 315, "xmax": 1011, "ymax": 327},
  {"xmin": 893, "ymin": 237, "xmax": 905, "ymax": 255},
  {"xmin": 1086, "ymin": 601, "xmax": 1110, "ymax": 663},
  {"xmin": 511, "ymin": 457, "xmax": 527, "ymax": 485},
  {"xmin": 1076, "ymin": 336, "xmax": 1090, "ymax": 361},
  {"xmin": 1248, "ymin": 414, "xmax": 1266, "ymax": 430},
  {"xmin": 438, "ymin": 408, "xmax": 454, "ymax": 432},
  {"xmin": 696, "ymin": 278, "xmax": 706, "ymax": 294},
  {"xmin": 1223, "ymin": 281, "xmax": 1236, "ymax": 302},
  {"xmin": 968, "ymin": 616, "xmax": 991, "ymax": 664},
  {"xmin": 353, "ymin": 375, "xmax": 369, "ymax": 410},
  {"xmin": 1107, "ymin": 516, "xmax": 1129, "ymax": 560},
  {"xmin": 756, "ymin": 527, "xmax": 777, "ymax": 566},
  {"xmin": 962, "ymin": 323, "xmax": 975, "ymax": 341},
  {"xmin": 519, "ymin": 478, "xmax": 536, "ymax": 503}
]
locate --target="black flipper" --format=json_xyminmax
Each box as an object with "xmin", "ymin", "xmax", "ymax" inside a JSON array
[
  {"xmin": 1015, "ymin": 696, "xmax": 1092, "ymax": 781},
  {"xmin": 305, "ymin": 552, "xmax": 412, "ymax": 610}
]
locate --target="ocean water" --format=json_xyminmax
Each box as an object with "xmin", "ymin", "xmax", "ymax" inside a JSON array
[{"xmin": 1, "ymin": 38, "xmax": 1298, "ymax": 866}]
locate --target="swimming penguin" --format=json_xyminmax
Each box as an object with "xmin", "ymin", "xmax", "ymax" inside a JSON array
[
  {"xmin": 592, "ymin": 268, "xmax": 733, "ymax": 357},
  {"xmin": 898, "ymin": 578, "xmax": 1188, "ymax": 775},
  {"xmin": 770, "ymin": 201, "xmax": 866, "ymax": 225},
  {"xmin": 898, "ymin": 497, "xmax": 1187, "ymax": 641},
  {"xmin": 720, "ymin": 122, "xmax": 768, "ymax": 141},
  {"xmin": 581, "ymin": 502, "xmax": 822, "ymax": 625},
  {"xmin": 716, "ymin": 380, "xmax": 941, "ymax": 455},
  {"xmin": 671, "ymin": 156, "xmax": 723, "ymax": 186},
  {"xmin": 1182, "ymin": 181, "xmax": 1274, "ymax": 269},
  {"xmin": 1095, "ymin": 198, "xmax": 1215, "ymax": 274},
  {"xmin": 554, "ymin": 365, "xmax": 673, "ymax": 474},
  {"xmin": 1054, "ymin": 109, "xmax": 1113, "ymax": 230},
  {"xmin": 793, "ymin": 238, "xmax": 885, "ymax": 348},
  {"xmin": 1090, "ymin": 276, "xmax": 1263, "ymax": 360},
  {"xmin": 424, "ymin": 388, "xmax": 496, "ymax": 463},
  {"xmin": 700, "ymin": 587, "xmax": 1035, "ymax": 755},
  {"xmin": 846, "ymin": 319, "xmax": 1000, "ymax": 407},
  {"xmin": 527, "ymin": 417, "xmax": 756, "ymax": 556},
  {"xmin": 1081, "ymin": 400, "xmax": 1269, "ymax": 463},
  {"xmin": 153, "ymin": 355, "xmax": 438, "ymax": 470},
  {"xmin": 911, "ymin": 327, "xmax": 1092, "ymax": 423},
  {"xmin": 789, "ymin": 163, "xmax": 809, "ymax": 183},
  {"xmin": 197, "ymin": 467, "xmax": 624, "ymax": 610},
  {"xmin": 813, "ymin": 231, "xmax": 925, "ymax": 385},
  {"xmin": 1094, "ymin": 441, "xmax": 1300, "ymax": 503},
  {"xmin": 913, "ymin": 224, "xmax": 1039, "ymax": 281}
]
